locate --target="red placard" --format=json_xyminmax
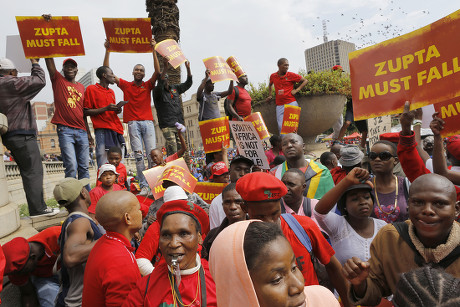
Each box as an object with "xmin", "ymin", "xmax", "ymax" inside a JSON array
[
  {"xmin": 102, "ymin": 18, "xmax": 152, "ymax": 53},
  {"xmin": 199, "ymin": 117, "xmax": 230, "ymax": 153},
  {"xmin": 350, "ymin": 10, "xmax": 460, "ymax": 120},
  {"xmin": 194, "ymin": 182, "xmax": 227, "ymax": 203},
  {"xmin": 16, "ymin": 16, "xmax": 85, "ymax": 58},
  {"xmin": 152, "ymin": 165, "xmax": 197, "ymax": 199},
  {"xmin": 433, "ymin": 97, "xmax": 460, "ymax": 137},
  {"xmin": 226, "ymin": 56, "xmax": 246, "ymax": 78},
  {"xmin": 244, "ymin": 112, "xmax": 270, "ymax": 140},
  {"xmin": 155, "ymin": 39, "xmax": 187, "ymax": 69},
  {"xmin": 280, "ymin": 105, "xmax": 301, "ymax": 134},
  {"xmin": 203, "ymin": 56, "xmax": 238, "ymax": 83},
  {"xmin": 143, "ymin": 157, "xmax": 188, "ymax": 190}
]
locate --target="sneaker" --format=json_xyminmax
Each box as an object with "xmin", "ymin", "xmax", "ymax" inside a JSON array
[
  {"xmin": 139, "ymin": 187, "xmax": 150, "ymax": 197},
  {"xmin": 31, "ymin": 207, "xmax": 60, "ymax": 217}
]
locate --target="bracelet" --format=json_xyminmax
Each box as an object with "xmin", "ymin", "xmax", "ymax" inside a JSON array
[{"xmin": 413, "ymin": 119, "xmax": 422, "ymax": 126}]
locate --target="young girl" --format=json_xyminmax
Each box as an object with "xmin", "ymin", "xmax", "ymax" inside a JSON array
[{"xmin": 313, "ymin": 168, "xmax": 387, "ymax": 266}]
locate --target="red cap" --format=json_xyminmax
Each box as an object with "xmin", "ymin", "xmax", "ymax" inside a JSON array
[
  {"xmin": 210, "ymin": 162, "xmax": 229, "ymax": 179},
  {"xmin": 332, "ymin": 65, "xmax": 343, "ymax": 71},
  {"xmin": 156, "ymin": 199, "xmax": 210, "ymax": 235},
  {"xmin": 2, "ymin": 237, "xmax": 30, "ymax": 274},
  {"xmin": 63, "ymin": 58, "xmax": 77, "ymax": 67},
  {"xmin": 236, "ymin": 172, "xmax": 287, "ymax": 202},
  {"xmin": 379, "ymin": 132, "xmax": 400, "ymax": 144},
  {"xmin": 446, "ymin": 135, "xmax": 460, "ymax": 160}
]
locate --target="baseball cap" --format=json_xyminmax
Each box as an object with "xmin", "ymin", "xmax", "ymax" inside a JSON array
[
  {"xmin": 98, "ymin": 164, "xmax": 119, "ymax": 179},
  {"xmin": 54, "ymin": 178, "xmax": 91, "ymax": 206},
  {"xmin": 236, "ymin": 172, "xmax": 287, "ymax": 202},
  {"xmin": 63, "ymin": 58, "xmax": 77, "ymax": 67},
  {"xmin": 210, "ymin": 162, "xmax": 229, "ymax": 179},
  {"xmin": 163, "ymin": 185, "xmax": 188, "ymax": 202},
  {"xmin": 2, "ymin": 237, "xmax": 29, "ymax": 274},
  {"xmin": 0, "ymin": 58, "xmax": 16, "ymax": 70},
  {"xmin": 230, "ymin": 155, "xmax": 254, "ymax": 167}
]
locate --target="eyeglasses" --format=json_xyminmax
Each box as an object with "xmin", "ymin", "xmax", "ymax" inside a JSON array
[{"xmin": 369, "ymin": 151, "xmax": 395, "ymax": 161}]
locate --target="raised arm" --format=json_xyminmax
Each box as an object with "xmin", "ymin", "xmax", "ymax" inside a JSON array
[
  {"xmin": 63, "ymin": 218, "xmax": 97, "ymax": 268},
  {"xmin": 196, "ymin": 70, "xmax": 210, "ymax": 102},
  {"xmin": 44, "ymin": 58, "xmax": 57, "ymax": 79},
  {"xmin": 150, "ymin": 38, "xmax": 160, "ymax": 85},
  {"xmin": 218, "ymin": 80, "xmax": 234, "ymax": 98},
  {"xmin": 292, "ymin": 76, "xmax": 308, "ymax": 95},
  {"xmin": 177, "ymin": 61, "xmax": 193, "ymax": 94},
  {"xmin": 413, "ymin": 108, "xmax": 431, "ymax": 163},
  {"xmin": 103, "ymin": 40, "xmax": 120, "ymax": 85}
]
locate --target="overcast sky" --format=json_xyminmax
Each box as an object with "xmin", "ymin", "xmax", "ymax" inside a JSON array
[{"xmin": 1, "ymin": 1, "xmax": 458, "ymax": 103}]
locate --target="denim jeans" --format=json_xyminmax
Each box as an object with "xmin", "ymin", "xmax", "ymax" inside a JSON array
[
  {"xmin": 276, "ymin": 101, "xmax": 299, "ymax": 133},
  {"xmin": 57, "ymin": 125, "xmax": 90, "ymax": 188},
  {"xmin": 31, "ymin": 275, "xmax": 60, "ymax": 307},
  {"xmin": 128, "ymin": 120, "xmax": 156, "ymax": 189},
  {"xmin": 95, "ymin": 129, "xmax": 108, "ymax": 169}
]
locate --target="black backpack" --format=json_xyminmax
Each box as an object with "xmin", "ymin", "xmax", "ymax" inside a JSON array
[{"xmin": 224, "ymin": 86, "xmax": 239, "ymax": 118}]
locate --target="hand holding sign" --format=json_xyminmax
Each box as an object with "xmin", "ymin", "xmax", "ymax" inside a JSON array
[
  {"xmin": 203, "ymin": 56, "xmax": 238, "ymax": 83},
  {"xmin": 155, "ymin": 39, "xmax": 187, "ymax": 69}
]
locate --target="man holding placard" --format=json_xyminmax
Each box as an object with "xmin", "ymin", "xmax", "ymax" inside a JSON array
[
  {"xmin": 103, "ymin": 39, "xmax": 160, "ymax": 196},
  {"xmin": 226, "ymin": 74, "xmax": 252, "ymax": 121},
  {"xmin": 196, "ymin": 69, "xmax": 233, "ymax": 121},
  {"xmin": 153, "ymin": 58, "xmax": 192, "ymax": 156}
]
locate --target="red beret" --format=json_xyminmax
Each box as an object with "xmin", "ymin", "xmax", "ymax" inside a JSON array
[
  {"xmin": 2, "ymin": 237, "xmax": 30, "ymax": 274},
  {"xmin": 156, "ymin": 200, "xmax": 210, "ymax": 235},
  {"xmin": 236, "ymin": 172, "xmax": 287, "ymax": 202},
  {"xmin": 446, "ymin": 135, "xmax": 460, "ymax": 160}
]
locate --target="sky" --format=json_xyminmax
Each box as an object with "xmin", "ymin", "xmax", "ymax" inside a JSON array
[{"xmin": 1, "ymin": 0, "xmax": 458, "ymax": 104}]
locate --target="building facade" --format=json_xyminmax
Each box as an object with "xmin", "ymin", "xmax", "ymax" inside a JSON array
[{"xmin": 304, "ymin": 40, "xmax": 356, "ymax": 73}]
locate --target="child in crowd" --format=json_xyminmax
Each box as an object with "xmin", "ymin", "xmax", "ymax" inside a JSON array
[
  {"xmin": 88, "ymin": 164, "xmax": 123, "ymax": 219},
  {"xmin": 149, "ymin": 127, "xmax": 186, "ymax": 167},
  {"xmin": 96, "ymin": 146, "xmax": 127, "ymax": 190}
]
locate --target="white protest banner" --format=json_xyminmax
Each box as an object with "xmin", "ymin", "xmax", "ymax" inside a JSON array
[
  {"xmin": 367, "ymin": 115, "xmax": 392, "ymax": 148},
  {"xmin": 229, "ymin": 121, "xmax": 270, "ymax": 169}
]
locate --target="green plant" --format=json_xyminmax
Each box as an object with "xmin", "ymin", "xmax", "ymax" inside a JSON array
[{"xmin": 19, "ymin": 198, "xmax": 60, "ymax": 217}]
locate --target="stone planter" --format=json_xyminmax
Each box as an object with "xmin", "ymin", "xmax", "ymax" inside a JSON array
[{"xmin": 253, "ymin": 94, "xmax": 346, "ymax": 144}]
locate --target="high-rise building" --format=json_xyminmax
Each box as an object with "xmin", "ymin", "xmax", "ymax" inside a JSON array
[
  {"xmin": 304, "ymin": 40, "xmax": 356, "ymax": 73},
  {"xmin": 77, "ymin": 68, "xmax": 98, "ymax": 88}
]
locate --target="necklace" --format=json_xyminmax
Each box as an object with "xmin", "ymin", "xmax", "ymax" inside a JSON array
[
  {"xmin": 373, "ymin": 175, "xmax": 398, "ymax": 215},
  {"xmin": 168, "ymin": 268, "xmax": 201, "ymax": 307}
]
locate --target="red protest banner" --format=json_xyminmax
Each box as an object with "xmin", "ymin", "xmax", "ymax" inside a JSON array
[
  {"xmin": 103, "ymin": 18, "xmax": 152, "ymax": 53},
  {"xmin": 152, "ymin": 165, "xmax": 197, "ymax": 199},
  {"xmin": 16, "ymin": 16, "xmax": 85, "ymax": 58},
  {"xmin": 194, "ymin": 182, "xmax": 227, "ymax": 204},
  {"xmin": 203, "ymin": 56, "xmax": 238, "ymax": 83},
  {"xmin": 244, "ymin": 112, "xmax": 270, "ymax": 140},
  {"xmin": 155, "ymin": 39, "xmax": 187, "ymax": 69},
  {"xmin": 433, "ymin": 97, "xmax": 460, "ymax": 137},
  {"xmin": 143, "ymin": 157, "xmax": 188, "ymax": 190},
  {"xmin": 226, "ymin": 56, "xmax": 246, "ymax": 78},
  {"xmin": 199, "ymin": 117, "xmax": 230, "ymax": 153},
  {"xmin": 350, "ymin": 10, "xmax": 460, "ymax": 120},
  {"xmin": 280, "ymin": 105, "xmax": 301, "ymax": 134}
]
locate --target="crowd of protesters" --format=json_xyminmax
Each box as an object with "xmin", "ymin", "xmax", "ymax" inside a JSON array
[{"xmin": 1, "ymin": 17, "xmax": 460, "ymax": 306}]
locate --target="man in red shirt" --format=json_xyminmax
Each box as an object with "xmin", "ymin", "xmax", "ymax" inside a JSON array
[
  {"xmin": 266, "ymin": 58, "xmax": 308, "ymax": 133},
  {"xmin": 82, "ymin": 191, "xmax": 143, "ymax": 306},
  {"xmin": 236, "ymin": 172, "xmax": 352, "ymax": 307},
  {"xmin": 103, "ymin": 39, "xmax": 160, "ymax": 196},
  {"xmin": 84, "ymin": 66, "xmax": 124, "ymax": 168},
  {"xmin": 2, "ymin": 226, "xmax": 61, "ymax": 307},
  {"xmin": 225, "ymin": 74, "xmax": 252, "ymax": 121}
]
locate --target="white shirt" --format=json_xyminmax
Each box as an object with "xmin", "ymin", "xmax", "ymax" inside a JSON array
[
  {"xmin": 209, "ymin": 193, "xmax": 226, "ymax": 229},
  {"xmin": 313, "ymin": 210, "xmax": 387, "ymax": 265}
]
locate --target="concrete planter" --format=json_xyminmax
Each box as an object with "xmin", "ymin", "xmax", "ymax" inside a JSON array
[{"xmin": 253, "ymin": 94, "xmax": 346, "ymax": 143}]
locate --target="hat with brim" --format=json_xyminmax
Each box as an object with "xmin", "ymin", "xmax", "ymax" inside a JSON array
[
  {"xmin": 337, "ymin": 184, "xmax": 373, "ymax": 214},
  {"xmin": 230, "ymin": 155, "xmax": 254, "ymax": 167},
  {"xmin": 63, "ymin": 58, "xmax": 77, "ymax": 67},
  {"xmin": 54, "ymin": 178, "xmax": 90, "ymax": 206},
  {"xmin": 339, "ymin": 145, "xmax": 364, "ymax": 167},
  {"xmin": 0, "ymin": 58, "xmax": 16, "ymax": 70}
]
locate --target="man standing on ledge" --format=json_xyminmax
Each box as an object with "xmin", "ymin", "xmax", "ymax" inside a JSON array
[
  {"xmin": 266, "ymin": 58, "xmax": 308, "ymax": 133},
  {"xmin": 153, "ymin": 58, "xmax": 192, "ymax": 156},
  {"xmin": 103, "ymin": 39, "xmax": 160, "ymax": 196}
]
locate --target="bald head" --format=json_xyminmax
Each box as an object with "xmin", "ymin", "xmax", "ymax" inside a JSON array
[
  {"xmin": 410, "ymin": 173, "xmax": 457, "ymax": 201},
  {"xmin": 330, "ymin": 143, "xmax": 343, "ymax": 159},
  {"xmin": 96, "ymin": 191, "xmax": 140, "ymax": 232}
]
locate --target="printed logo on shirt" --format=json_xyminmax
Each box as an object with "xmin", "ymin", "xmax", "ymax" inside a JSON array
[
  {"xmin": 278, "ymin": 89, "xmax": 284, "ymax": 95},
  {"xmin": 171, "ymin": 89, "xmax": 178, "ymax": 95},
  {"xmin": 66, "ymin": 86, "xmax": 82, "ymax": 108}
]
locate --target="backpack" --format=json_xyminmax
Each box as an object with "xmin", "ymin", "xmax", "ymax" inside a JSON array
[{"xmin": 224, "ymin": 86, "xmax": 239, "ymax": 118}]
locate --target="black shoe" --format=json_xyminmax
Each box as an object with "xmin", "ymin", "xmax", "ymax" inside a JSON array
[{"xmin": 31, "ymin": 208, "xmax": 60, "ymax": 217}]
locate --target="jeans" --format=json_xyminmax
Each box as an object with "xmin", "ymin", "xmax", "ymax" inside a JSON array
[
  {"xmin": 3, "ymin": 134, "xmax": 46, "ymax": 215},
  {"xmin": 128, "ymin": 121, "xmax": 156, "ymax": 189},
  {"xmin": 161, "ymin": 126, "xmax": 181, "ymax": 156},
  {"xmin": 276, "ymin": 101, "xmax": 299, "ymax": 134},
  {"xmin": 57, "ymin": 125, "xmax": 90, "ymax": 190},
  {"xmin": 31, "ymin": 275, "xmax": 60, "ymax": 307},
  {"xmin": 94, "ymin": 129, "xmax": 108, "ymax": 169}
]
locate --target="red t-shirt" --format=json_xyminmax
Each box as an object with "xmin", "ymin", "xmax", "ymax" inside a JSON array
[
  {"xmin": 96, "ymin": 163, "xmax": 127, "ymax": 190},
  {"xmin": 84, "ymin": 83, "xmax": 124, "ymax": 135},
  {"xmin": 88, "ymin": 185, "xmax": 123, "ymax": 214},
  {"xmin": 118, "ymin": 78, "xmax": 155, "ymax": 123},
  {"xmin": 135, "ymin": 221, "xmax": 162, "ymax": 264},
  {"xmin": 165, "ymin": 152, "xmax": 179, "ymax": 163},
  {"xmin": 8, "ymin": 226, "xmax": 61, "ymax": 286},
  {"xmin": 330, "ymin": 166, "xmax": 347, "ymax": 185},
  {"xmin": 280, "ymin": 215, "xmax": 334, "ymax": 285},
  {"xmin": 269, "ymin": 72, "xmax": 302, "ymax": 106},
  {"xmin": 82, "ymin": 232, "xmax": 140, "ymax": 307},
  {"xmin": 227, "ymin": 85, "xmax": 252, "ymax": 119},
  {"xmin": 51, "ymin": 71, "xmax": 86, "ymax": 130}
]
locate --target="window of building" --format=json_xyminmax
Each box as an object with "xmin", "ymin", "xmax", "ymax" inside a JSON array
[{"xmin": 51, "ymin": 139, "xmax": 56, "ymax": 148}]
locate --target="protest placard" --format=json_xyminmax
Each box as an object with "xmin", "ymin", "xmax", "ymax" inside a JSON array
[
  {"xmin": 16, "ymin": 16, "xmax": 85, "ymax": 58},
  {"xmin": 226, "ymin": 56, "xmax": 246, "ymax": 78},
  {"xmin": 349, "ymin": 10, "xmax": 460, "ymax": 120},
  {"xmin": 194, "ymin": 182, "xmax": 227, "ymax": 203},
  {"xmin": 103, "ymin": 18, "xmax": 152, "ymax": 53},
  {"xmin": 143, "ymin": 157, "xmax": 188, "ymax": 190},
  {"xmin": 229, "ymin": 121, "xmax": 270, "ymax": 169},
  {"xmin": 151, "ymin": 165, "xmax": 197, "ymax": 199},
  {"xmin": 6, "ymin": 35, "xmax": 30, "ymax": 73},
  {"xmin": 367, "ymin": 115, "xmax": 392, "ymax": 148},
  {"xmin": 155, "ymin": 39, "xmax": 187, "ymax": 69},
  {"xmin": 433, "ymin": 97, "xmax": 460, "ymax": 137},
  {"xmin": 199, "ymin": 117, "xmax": 230, "ymax": 153},
  {"xmin": 280, "ymin": 105, "xmax": 301, "ymax": 134},
  {"xmin": 203, "ymin": 56, "xmax": 238, "ymax": 83},
  {"xmin": 244, "ymin": 112, "xmax": 270, "ymax": 140}
]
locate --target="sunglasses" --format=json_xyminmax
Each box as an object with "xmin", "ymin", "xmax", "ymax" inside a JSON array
[{"xmin": 369, "ymin": 151, "xmax": 395, "ymax": 161}]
